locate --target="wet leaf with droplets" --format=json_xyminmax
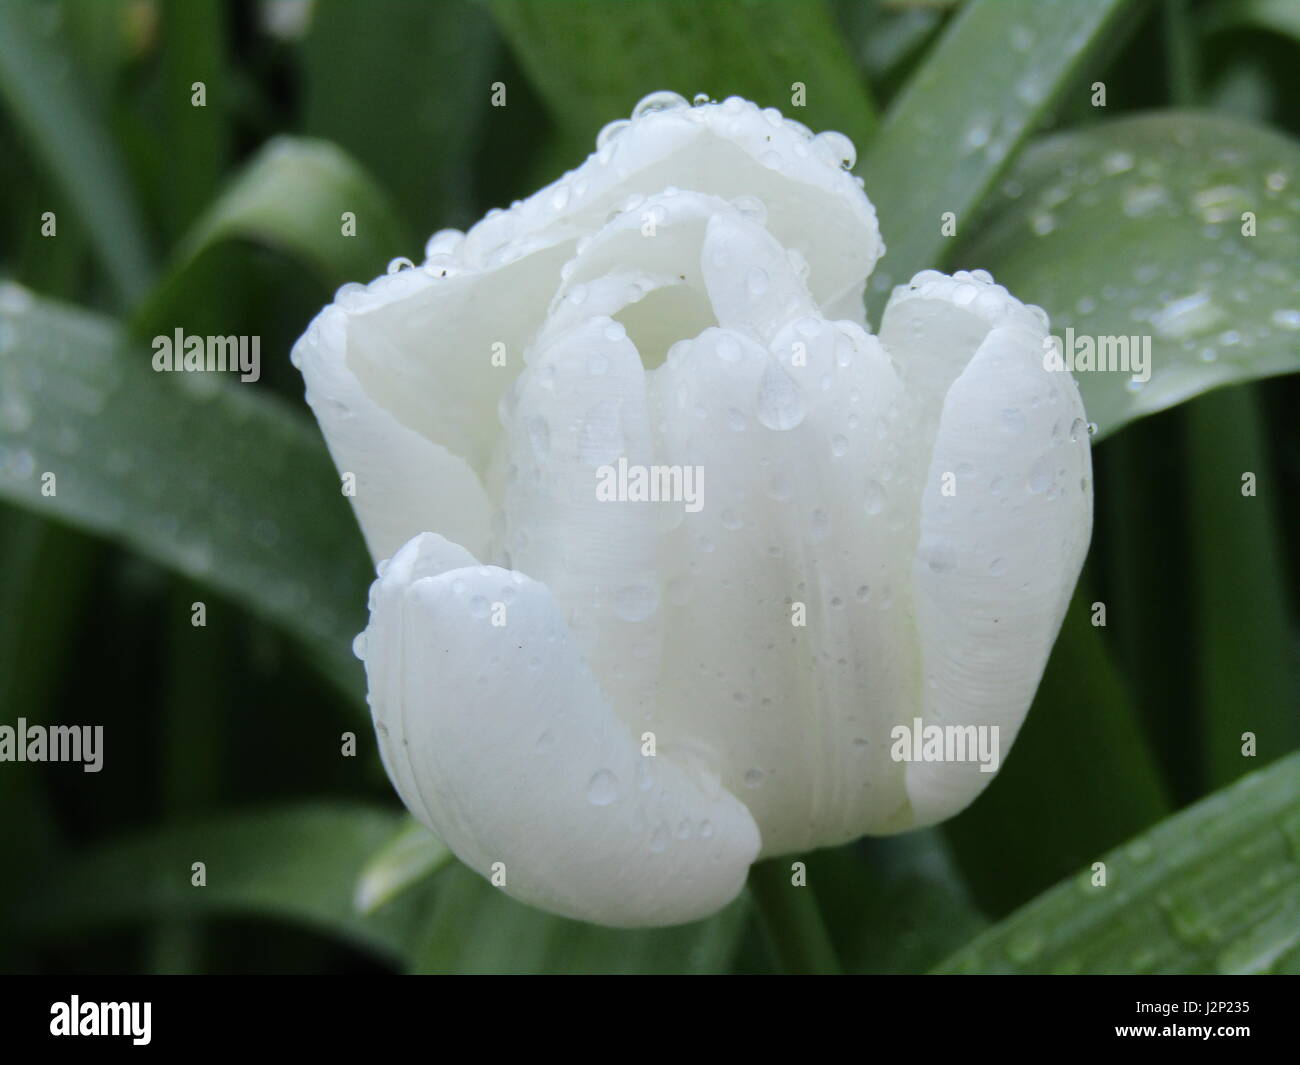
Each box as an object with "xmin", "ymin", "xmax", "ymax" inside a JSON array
[
  {"xmin": 863, "ymin": 0, "xmax": 1136, "ymax": 319},
  {"xmin": 935, "ymin": 751, "xmax": 1300, "ymax": 974},
  {"xmin": 0, "ymin": 289, "xmax": 373, "ymax": 705},
  {"xmin": 960, "ymin": 112, "xmax": 1300, "ymax": 439}
]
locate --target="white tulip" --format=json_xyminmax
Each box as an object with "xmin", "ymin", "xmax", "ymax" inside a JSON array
[{"xmin": 293, "ymin": 92, "xmax": 1093, "ymax": 928}]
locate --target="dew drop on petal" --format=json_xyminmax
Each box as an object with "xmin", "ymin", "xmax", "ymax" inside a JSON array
[
  {"xmin": 863, "ymin": 479, "xmax": 885, "ymax": 515},
  {"xmin": 614, "ymin": 581, "xmax": 660, "ymax": 622},
  {"xmin": 813, "ymin": 130, "xmax": 856, "ymax": 170},
  {"xmin": 632, "ymin": 90, "xmax": 689, "ymax": 119},
  {"xmin": 587, "ymin": 770, "xmax": 618, "ymax": 806},
  {"xmin": 756, "ymin": 359, "xmax": 806, "ymax": 431}
]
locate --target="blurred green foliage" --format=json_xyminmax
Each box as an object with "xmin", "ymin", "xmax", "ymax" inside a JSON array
[{"xmin": 0, "ymin": 0, "xmax": 1297, "ymax": 974}]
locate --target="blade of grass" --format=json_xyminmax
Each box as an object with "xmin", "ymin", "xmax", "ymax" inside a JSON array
[
  {"xmin": 300, "ymin": 0, "xmax": 499, "ymax": 234},
  {"xmin": 0, "ymin": 0, "xmax": 154, "ymax": 303},
  {"xmin": 132, "ymin": 136, "xmax": 410, "ymax": 337},
  {"xmin": 0, "ymin": 285, "xmax": 371, "ymax": 707},
  {"xmin": 17, "ymin": 803, "xmax": 429, "ymax": 964},
  {"xmin": 1186, "ymin": 385, "xmax": 1299, "ymax": 787},
  {"xmin": 861, "ymin": 0, "xmax": 1136, "ymax": 319},
  {"xmin": 490, "ymin": 0, "xmax": 877, "ymax": 163},
  {"xmin": 937, "ymin": 750, "xmax": 1300, "ymax": 973}
]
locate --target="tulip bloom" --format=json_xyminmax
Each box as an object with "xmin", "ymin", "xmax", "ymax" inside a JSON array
[{"xmin": 293, "ymin": 93, "xmax": 1092, "ymax": 927}]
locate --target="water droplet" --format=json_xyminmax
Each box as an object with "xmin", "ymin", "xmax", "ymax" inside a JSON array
[
  {"xmin": 632, "ymin": 90, "xmax": 689, "ymax": 119},
  {"xmin": 351, "ymin": 632, "xmax": 368, "ymax": 660},
  {"xmin": 743, "ymin": 768, "xmax": 765, "ymax": 788},
  {"xmin": 813, "ymin": 130, "xmax": 856, "ymax": 170},
  {"xmin": 746, "ymin": 267, "xmax": 769, "ymax": 296},
  {"xmin": 1006, "ymin": 930, "xmax": 1044, "ymax": 965},
  {"xmin": 578, "ymin": 401, "xmax": 625, "ymax": 465},
  {"xmin": 614, "ymin": 581, "xmax": 660, "ymax": 622},
  {"xmin": 386, "ymin": 256, "xmax": 414, "ymax": 274},
  {"xmin": 1000, "ymin": 407, "xmax": 1026, "ymax": 434},
  {"xmin": 0, "ymin": 393, "xmax": 32, "ymax": 433},
  {"xmin": 831, "ymin": 434, "xmax": 849, "ymax": 457},
  {"xmin": 756, "ymin": 359, "xmax": 806, "ymax": 431},
  {"xmin": 596, "ymin": 119, "xmax": 630, "ymax": 150},
  {"xmin": 587, "ymin": 770, "xmax": 618, "ymax": 806},
  {"xmin": 1126, "ymin": 839, "xmax": 1153, "ymax": 863},
  {"xmin": 1271, "ymin": 308, "xmax": 1300, "ymax": 330},
  {"xmin": 766, "ymin": 472, "xmax": 793, "ymax": 501},
  {"xmin": 808, "ymin": 508, "xmax": 830, "ymax": 543},
  {"xmin": 963, "ymin": 117, "xmax": 992, "ymax": 151},
  {"xmin": 1101, "ymin": 150, "xmax": 1135, "ymax": 175},
  {"xmin": 863, "ymin": 480, "xmax": 885, "ymax": 515},
  {"xmin": 730, "ymin": 195, "xmax": 767, "ymax": 223},
  {"xmin": 527, "ymin": 415, "xmax": 550, "ymax": 456},
  {"xmin": 1069, "ymin": 417, "xmax": 1087, "ymax": 443},
  {"xmin": 424, "ymin": 229, "xmax": 464, "ymax": 258},
  {"xmin": 989, "ymin": 557, "xmax": 1007, "ymax": 576},
  {"xmin": 926, "ymin": 544, "xmax": 957, "ymax": 574},
  {"xmin": 1028, "ymin": 456, "xmax": 1054, "ymax": 494}
]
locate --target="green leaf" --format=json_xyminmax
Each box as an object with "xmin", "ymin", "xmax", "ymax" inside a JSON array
[
  {"xmin": 354, "ymin": 817, "xmax": 453, "ymax": 916},
  {"xmin": 958, "ymin": 111, "xmax": 1300, "ymax": 440},
  {"xmin": 861, "ymin": 0, "xmax": 1136, "ymax": 318},
  {"xmin": 134, "ymin": 136, "xmax": 410, "ymax": 336},
  {"xmin": 490, "ymin": 0, "xmax": 877, "ymax": 159},
  {"xmin": 0, "ymin": 0, "xmax": 154, "ymax": 304},
  {"xmin": 1207, "ymin": 0, "xmax": 1300, "ymax": 42},
  {"xmin": 0, "ymin": 510, "xmax": 96, "ymax": 964},
  {"xmin": 943, "ymin": 584, "xmax": 1173, "ymax": 915},
  {"xmin": 1095, "ymin": 417, "xmax": 1203, "ymax": 801},
  {"xmin": 936, "ymin": 750, "xmax": 1300, "ymax": 974},
  {"xmin": 811, "ymin": 834, "xmax": 989, "ymax": 974},
  {"xmin": 0, "ymin": 285, "xmax": 370, "ymax": 704},
  {"xmin": 17, "ymin": 803, "xmax": 428, "ymax": 963},
  {"xmin": 154, "ymin": 0, "xmax": 228, "ymax": 241},
  {"xmin": 410, "ymin": 863, "xmax": 750, "ymax": 975},
  {"xmin": 1186, "ymin": 385, "xmax": 1299, "ymax": 786},
  {"xmin": 300, "ymin": 0, "xmax": 499, "ymax": 234}
]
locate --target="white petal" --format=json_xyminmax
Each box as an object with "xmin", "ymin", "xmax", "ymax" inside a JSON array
[
  {"xmin": 647, "ymin": 319, "xmax": 920, "ymax": 854},
  {"xmin": 296, "ymin": 97, "xmax": 880, "ymax": 560},
  {"xmin": 462, "ymin": 95, "xmax": 881, "ymax": 314},
  {"xmin": 906, "ymin": 320, "xmax": 1093, "ymax": 826},
  {"xmin": 293, "ymin": 304, "xmax": 492, "ymax": 562},
  {"xmin": 878, "ymin": 270, "xmax": 1049, "ymax": 450},
  {"xmin": 539, "ymin": 189, "xmax": 732, "ymax": 363},
  {"xmin": 497, "ymin": 315, "xmax": 662, "ymax": 721},
  {"xmin": 362, "ymin": 533, "xmax": 761, "ymax": 927},
  {"xmin": 701, "ymin": 211, "xmax": 820, "ymax": 343}
]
